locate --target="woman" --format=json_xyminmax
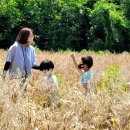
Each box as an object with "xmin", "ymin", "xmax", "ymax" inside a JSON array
[{"xmin": 2, "ymin": 27, "xmax": 39, "ymax": 79}]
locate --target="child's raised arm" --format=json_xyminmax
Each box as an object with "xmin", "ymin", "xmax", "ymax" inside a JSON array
[{"xmin": 70, "ymin": 53, "xmax": 82, "ymax": 74}]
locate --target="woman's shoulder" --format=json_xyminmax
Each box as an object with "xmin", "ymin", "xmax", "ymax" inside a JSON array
[
  {"xmin": 28, "ymin": 45, "xmax": 35, "ymax": 51},
  {"xmin": 8, "ymin": 42, "xmax": 19, "ymax": 50}
]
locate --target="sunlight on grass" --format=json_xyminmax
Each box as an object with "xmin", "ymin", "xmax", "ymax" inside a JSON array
[{"xmin": 0, "ymin": 50, "xmax": 130, "ymax": 129}]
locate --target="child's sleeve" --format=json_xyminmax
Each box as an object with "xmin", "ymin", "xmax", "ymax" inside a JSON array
[{"xmin": 53, "ymin": 75, "xmax": 58, "ymax": 88}]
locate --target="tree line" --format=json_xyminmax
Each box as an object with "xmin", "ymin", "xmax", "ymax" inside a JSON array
[{"xmin": 0, "ymin": 0, "xmax": 130, "ymax": 52}]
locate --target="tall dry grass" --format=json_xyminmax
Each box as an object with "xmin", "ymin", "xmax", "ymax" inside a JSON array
[{"xmin": 0, "ymin": 50, "xmax": 130, "ymax": 130}]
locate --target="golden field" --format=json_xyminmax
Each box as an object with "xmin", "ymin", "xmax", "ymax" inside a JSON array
[{"xmin": 0, "ymin": 49, "xmax": 130, "ymax": 130}]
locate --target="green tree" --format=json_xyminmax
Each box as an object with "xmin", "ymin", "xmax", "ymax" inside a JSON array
[
  {"xmin": 89, "ymin": 0, "xmax": 130, "ymax": 52},
  {"xmin": 0, "ymin": 0, "xmax": 21, "ymax": 48}
]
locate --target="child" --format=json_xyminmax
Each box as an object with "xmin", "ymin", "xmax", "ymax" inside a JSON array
[
  {"xmin": 70, "ymin": 54, "xmax": 94, "ymax": 96},
  {"xmin": 39, "ymin": 59, "xmax": 59, "ymax": 105}
]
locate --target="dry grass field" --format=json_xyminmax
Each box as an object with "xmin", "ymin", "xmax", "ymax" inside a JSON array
[{"xmin": 0, "ymin": 49, "xmax": 130, "ymax": 130}]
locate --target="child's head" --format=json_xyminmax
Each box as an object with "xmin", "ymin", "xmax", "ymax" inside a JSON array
[
  {"xmin": 40, "ymin": 59, "xmax": 54, "ymax": 71},
  {"xmin": 78, "ymin": 56, "xmax": 93, "ymax": 70}
]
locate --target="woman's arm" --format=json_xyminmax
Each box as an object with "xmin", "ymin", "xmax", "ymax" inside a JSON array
[
  {"xmin": 32, "ymin": 65, "xmax": 40, "ymax": 70},
  {"xmin": 3, "ymin": 61, "xmax": 11, "ymax": 71},
  {"xmin": 2, "ymin": 61, "xmax": 11, "ymax": 79},
  {"xmin": 31, "ymin": 47, "xmax": 40, "ymax": 70}
]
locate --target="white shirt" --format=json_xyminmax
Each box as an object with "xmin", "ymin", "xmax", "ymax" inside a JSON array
[
  {"xmin": 40, "ymin": 72, "xmax": 59, "ymax": 105},
  {"xmin": 42, "ymin": 73, "xmax": 58, "ymax": 88},
  {"xmin": 6, "ymin": 41, "xmax": 36, "ymax": 77},
  {"xmin": 48, "ymin": 74, "xmax": 58, "ymax": 88}
]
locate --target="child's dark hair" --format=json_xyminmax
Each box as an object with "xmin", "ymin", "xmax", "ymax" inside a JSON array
[
  {"xmin": 40, "ymin": 60, "xmax": 54, "ymax": 71},
  {"xmin": 81, "ymin": 56, "xmax": 93, "ymax": 68}
]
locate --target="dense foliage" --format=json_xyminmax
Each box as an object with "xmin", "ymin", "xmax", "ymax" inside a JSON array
[{"xmin": 0, "ymin": 0, "xmax": 130, "ymax": 52}]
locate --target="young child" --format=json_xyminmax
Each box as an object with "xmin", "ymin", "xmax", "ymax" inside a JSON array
[
  {"xmin": 70, "ymin": 54, "xmax": 94, "ymax": 96},
  {"xmin": 39, "ymin": 59, "xmax": 59, "ymax": 105}
]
